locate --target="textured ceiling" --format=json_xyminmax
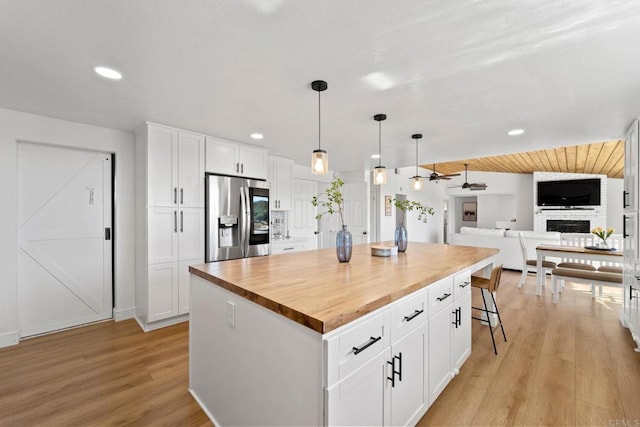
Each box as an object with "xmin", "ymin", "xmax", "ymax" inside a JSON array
[
  {"xmin": 1, "ymin": 1, "xmax": 640, "ymax": 172},
  {"xmin": 428, "ymin": 140, "xmax": 624, "ymax": 178}
]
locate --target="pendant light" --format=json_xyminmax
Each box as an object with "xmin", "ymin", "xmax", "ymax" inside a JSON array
[
  {"xmin": 411, "ymin": 134, "xmax": 424, "ymax": 191},
  {"xmin": 310, "ymin": 80, "xmax": 328, "ymax": 174},
  {"xmin": 373, "ymin": 114, "xmax": 387, "ymax": 185}
]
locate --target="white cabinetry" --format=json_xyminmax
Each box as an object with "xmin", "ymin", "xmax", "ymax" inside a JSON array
[
  {"xmin": 205, "ymin": 136, "xmax": 267, "ymax": 180},
  {"xmin": 135, "ymin": 123, "xmax": 205, "ymax": 329},
  {"xmin": 451, "ymin": 271, "xmax": 472, "ymax": 372},
  {"xmin": 271, "ymin": 238, "xmax": 308, "ymax": 254},
  {"xmin": 624, "ymin": 120, "xmax": 639, "ymax": 212},
  {"xmin": 268, "ymin": 155, "xmax": 293, "ymax": 210},
  {"xmin": 427, "ymin": 278, "xmax": 453, "ymax": 405},
  {"xmin": 623, "ymin": 118, "xmax": 640, "ymax": 351}
]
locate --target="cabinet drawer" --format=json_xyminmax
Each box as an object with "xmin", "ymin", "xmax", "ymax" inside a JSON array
[
  {"xmin": 453, "ymin": 271, "xmax": 471, "ymax": 300},
  {"xmin": 427, "ymin": 277, "xmax": 454, "ymax": 318},
  {"xmin": 325, "ymin": 310, "xmax": 389, "ymax": 387},
  {"xmin": 389, "ymin": 291, "xmax": 427, "ymax": 344},
  {"xmin": 271, "ymin": 241, "xmax": 305, "ymax": 254}
]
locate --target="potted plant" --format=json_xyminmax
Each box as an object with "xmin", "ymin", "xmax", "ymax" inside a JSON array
[
  {"xmin": 392, "ymin": 198, "xmax": 435, "ymax": 252},
  {"xmin": 312, "ymin": 178, "xmax": 352, "ymax": 262}
]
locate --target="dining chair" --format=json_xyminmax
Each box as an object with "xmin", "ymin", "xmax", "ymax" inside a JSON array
[
  {"xmin": 518, "ymin": 232, "xmax": 557, "ymax": 288},
  {"xmin": 471, "ymin": 264, "xmax": 507, "ymax": 355},
  {"xmin": 559, "ymin": 233, "xmax": 596, "ymax": 269}
]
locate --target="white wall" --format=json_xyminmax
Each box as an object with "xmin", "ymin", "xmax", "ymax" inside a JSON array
[
  {"xmin": 446, "ymin": 172, "xmax": 534, "ymax": 233},
  {"xmin": 477, "ymin": 195, "xmax": 516, "ymax": 229},
  {"xmin": 608, "ymin": 178, "xmax": 624, "ymax": 232},
  {"xmin": 0, "ymin": 108, "xmax": 135, "ymax": 347},
  {"xmin": 374, "ymin": 167, "xmax": 445, "ymax": 244}
]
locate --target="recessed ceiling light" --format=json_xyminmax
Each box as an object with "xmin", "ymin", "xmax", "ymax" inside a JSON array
[
  {"xmin": 250, "ymin": 133, "xmax": 264, "ymax": 140},
  {"xmin": 507, "ymin": 129, "xmax": 524, "ymax": 136},
  {"xmin": 371, "ymin": 154, "xmax": 381, "ymax": 159},
  {"xmin": 93, "ymin": 66, "xmax": 122, "ymax": 80}
]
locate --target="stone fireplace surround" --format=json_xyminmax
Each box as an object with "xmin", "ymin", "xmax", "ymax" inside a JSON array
[{"xmin": 533, "ymin": 172, "xmax": 607, "ymax": 233}]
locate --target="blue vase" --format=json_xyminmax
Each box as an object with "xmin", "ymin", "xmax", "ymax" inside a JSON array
[
  {"xmin": 336, "ymin": 225, "xmax": 353, "ymax": 262},
  {"xmin": 395, "ymin": 223, "xmax": 408, "ymax": 252}
]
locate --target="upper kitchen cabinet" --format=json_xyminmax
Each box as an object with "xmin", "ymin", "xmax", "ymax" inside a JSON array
[
  {"xmin": 268, "ymin": 155, "xmax": 293, "ymax": 210},
  {"xmin": 206, "ymin": 136, "xmax": 267, "ymax": 180},
  {"xmin": 142, "ymin": 123, "xmax": 205, "ymax": 208},
  {"xmin": 624, "ymin": 119, "xmax": 639, "ymax": 212}
]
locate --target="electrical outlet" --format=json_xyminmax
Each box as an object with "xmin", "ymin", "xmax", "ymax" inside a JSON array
[{"xmin": 226, "ymin": 301, "xmax": 236, "ymax": 327}]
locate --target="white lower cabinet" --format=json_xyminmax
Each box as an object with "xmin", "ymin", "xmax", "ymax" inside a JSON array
[
  {"xmin": 326, "ymin": 349, "xmax": 391, "ymax": 426},
  {"xmin": 148, "ymin": 259, "xmax": 199, "ymax": 322},
  {"xmin": 389, "ymin": 322, "xmax": 428, "ymax": 426},
  {"xmin": 452, "ymin": 271, "xmax": 472, "ymax": 372},
  {"xmin": 428, "ymin": 302, "xmax": 453, "ymax": 404}
]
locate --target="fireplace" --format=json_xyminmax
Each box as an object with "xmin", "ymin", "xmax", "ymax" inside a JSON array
[{"xmin": 546, "ymin": 220, "xmax": 590, "ymax": 233}]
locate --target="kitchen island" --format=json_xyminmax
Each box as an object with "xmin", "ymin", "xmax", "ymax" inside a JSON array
[{"xmin": 189, "ymin": 242, "xmax": 498, "ymax": 426}]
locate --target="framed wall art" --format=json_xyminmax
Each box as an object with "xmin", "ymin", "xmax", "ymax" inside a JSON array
[{"xmin": 462, "ymin": 202, "xmax": 477, "ymax": 221}]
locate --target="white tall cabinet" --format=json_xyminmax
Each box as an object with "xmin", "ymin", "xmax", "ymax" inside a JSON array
[
  {"xmin": 268, "ymin": 155, "xmax": 293, "ymax": 210},
  {"xmin": 135, "ymin": 123, "xmax": 205, "ymax": 329},
  {"xmin": 623, "ymin": 118, "xmax": 640, "ymax": 351}
]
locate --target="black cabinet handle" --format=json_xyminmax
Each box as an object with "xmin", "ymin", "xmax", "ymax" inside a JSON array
[
  {"xmin": 403, "ymin": 309, "xmax": 424, "ymax": 322},
  {"xmin": 623, "ymin": 215, "xmax": 629, "ymax": 238},
  {"xmin": 235, "ymin": 162, "xmax": 239, "ymax": 173},
  {"xmin": 353, "ymin": 336, "xmax": 382, "ymax": 355},
  {"xmin": 173, "ymin": 187, "xmax": 177, "ymax": 204},
  {"xmin": 436, "ymin": 292, "xmax": 452, "ymax": 302},
  {"xmin": 241, "ymin": 163, "xmax": 244, "ymax": 174},
  {"xmin": 173, "ymin": 210, "xmax": 177, "ymax": 232},
  {"xmin": 624, "ymin": 190, "xmax": 630, "ymax": 208},
  {"xmin": 180, "ymin": 211, "xmax": 184, "ymax": 232},
  {"xmin": 460, "ymin": 281, "xmax": 470, "ymax": 288},
  {"xmin": 457, "ymin": 307, "xmax": 462, "ymax": 327},
  {"xmin": 180, "ymin": 188, "xmax": 184, "ymax": 204},
  {"xmin": 387, "ymin": 357, "xmax": 396, "ymax": 387},
  {"xmin": 452, "ymin": 308, "xmax": 458, "ymax": 328},
  {"xmin": 387, "ymin": 353, "xmax": 402, "ymax": 387}
]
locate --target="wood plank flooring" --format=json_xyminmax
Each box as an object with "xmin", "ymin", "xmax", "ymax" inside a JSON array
[{"xmin": 0, "ymin": 270, "xmax": 639, "ymax": 426}]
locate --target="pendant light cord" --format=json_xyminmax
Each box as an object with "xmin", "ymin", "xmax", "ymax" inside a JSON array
[
  {"xmin": 378, "ymin": 121, "xmax": 382, "ymax": 167},
  {"xmin": 415, "ymin": 139, "xmax": 419, "ymax": 176},
  {"xmin": 318, "ymin": 90, "xmax": 321, "ymax": 150}
]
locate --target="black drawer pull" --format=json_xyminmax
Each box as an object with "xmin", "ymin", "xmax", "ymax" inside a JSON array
[
  {"xmin": 403, "ymin": 309, "xmax": 424, "ymax": 322},
  {"xmin": 353, "ymin": 336, "xmax": 382, "ymax": 355},
  {"xmin": 459, "ymin": 281, "xmax": 470, "ymax": 288},
  {"xmin": 436, "ymin": 292, "xmax": 451, "ymax": 302}
]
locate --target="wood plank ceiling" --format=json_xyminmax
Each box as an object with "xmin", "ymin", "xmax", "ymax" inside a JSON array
[{"xmin": 426, "ymin": 140, "xmax": 624, "ymax": 179}]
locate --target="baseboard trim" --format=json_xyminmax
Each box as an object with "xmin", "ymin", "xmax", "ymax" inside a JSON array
[
  {"xmin": 0, "ymin": 330, "xmax": 20, "ymax": 349},
  {"xmin": 189, "ymin": 388, "xmax": 221, "ymax": 427},
  {"xmin": 135, "ymin": 314, "xmax": 189, "ymax": 332},
  {"xmin": 113, "ymin": 306, "xmax": 135, "ymax": 321}
]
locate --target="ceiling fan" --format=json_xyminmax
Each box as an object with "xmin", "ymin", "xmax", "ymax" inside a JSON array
[
  {"xmin": 428, "ymin": 164, "xmax": 461, "ymax": 182},
  {"xmin": 449, "ymin": 163, "xmax": 487, "ymax": 190}
]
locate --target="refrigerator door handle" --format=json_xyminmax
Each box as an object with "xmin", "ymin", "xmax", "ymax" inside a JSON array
[{"xmin": 240, "ymin": 184, "xmax": 248, "ymax": 257}]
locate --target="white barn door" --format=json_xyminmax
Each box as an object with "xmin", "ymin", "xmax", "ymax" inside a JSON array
[{"xmin": 18, "ymin": 142, "xmax": 113, "ymax": 337}]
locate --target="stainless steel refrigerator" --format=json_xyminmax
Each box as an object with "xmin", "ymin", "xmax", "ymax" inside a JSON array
[{"xmin": 205, "ymin": 174, "xmax": 270, "ymax": 262}]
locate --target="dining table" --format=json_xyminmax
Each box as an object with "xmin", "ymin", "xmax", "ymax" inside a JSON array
[{"xmin": 535, "ymin": 244, "xmax": 623, "ymax": 295}]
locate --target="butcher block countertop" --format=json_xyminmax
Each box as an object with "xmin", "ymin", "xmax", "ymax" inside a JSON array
[{"xmin": 189, "ymin": 242, "xmax": 498, "ymax": 334}]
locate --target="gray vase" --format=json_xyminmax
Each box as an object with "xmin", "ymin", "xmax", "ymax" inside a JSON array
[
  {"xmin": 395, "ymin": 223, "xmax": 408, "ymax": 252},
  {"xmin": 336, "ymin": 225, "xmax": 352, "ymax": 262}
]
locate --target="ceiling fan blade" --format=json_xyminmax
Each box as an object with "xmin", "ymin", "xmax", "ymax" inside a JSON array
[
  {"xmin": 440, "ymin": 173, "xmax": 461, "ymax": 178},
  {"xmin": 440, "ymin": 176, "xmax": 452, "ymax": 180}
]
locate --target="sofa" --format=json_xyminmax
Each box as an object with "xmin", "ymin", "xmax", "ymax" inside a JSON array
[{"xmin": 449, "ymin": 227, "xmax": 562, "ymax": 270}]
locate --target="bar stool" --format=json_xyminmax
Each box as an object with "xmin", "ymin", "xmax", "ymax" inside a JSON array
[{"xmin": 471, "ymin": 264, "xmax": 507, "ymax": 355}]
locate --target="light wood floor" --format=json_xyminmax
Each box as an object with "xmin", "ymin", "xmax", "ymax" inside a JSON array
[{"xmin": 0, "ymin": 270, "xmax": 639, "ymax": 426}]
